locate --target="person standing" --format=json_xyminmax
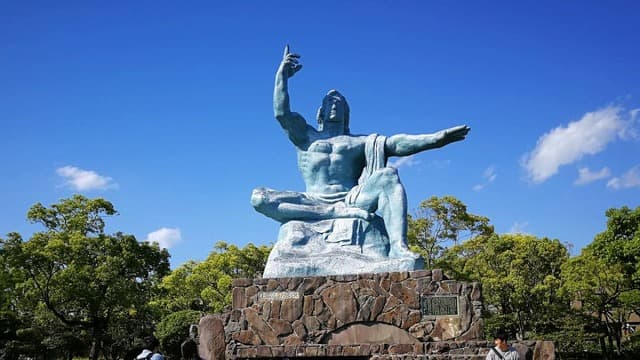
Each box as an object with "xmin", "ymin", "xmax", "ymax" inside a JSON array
[{"xmin": 486, "ymin": 331, "xmax": 519, "ymax": 360}]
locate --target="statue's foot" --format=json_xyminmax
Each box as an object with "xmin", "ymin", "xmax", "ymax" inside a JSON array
[
  {"xmin": 389, "ymin": 246, "xmax": 420, "ymax": 259},
  {"xmin": 343, "ymin": 207, "xmax": 374, "ymax": 221},
  {"xmin": 331, "ymin": 203, "xmax": 374, "ymax": 221}
]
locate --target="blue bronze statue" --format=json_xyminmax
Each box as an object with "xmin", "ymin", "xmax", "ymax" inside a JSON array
[{"xmin": 253, "ymin": 46, "xmax": 470, "ymax": 277}]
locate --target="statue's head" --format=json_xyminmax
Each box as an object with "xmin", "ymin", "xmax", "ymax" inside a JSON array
[{"xmin": 317, "ymin": 89, "xmax": 350, "ymax": 134}]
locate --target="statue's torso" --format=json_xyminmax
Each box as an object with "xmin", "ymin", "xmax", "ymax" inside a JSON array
[{"xmin": 297, "ymin": 134, "xmax": 367, "ymax": 194}]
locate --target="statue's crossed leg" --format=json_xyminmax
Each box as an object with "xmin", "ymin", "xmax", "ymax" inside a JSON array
[{"xmin": 251, "ymin": 167, "xmax": 417, "ymax": 259}]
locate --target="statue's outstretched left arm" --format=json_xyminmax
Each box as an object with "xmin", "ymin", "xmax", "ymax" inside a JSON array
[{"xmin": 385, "ymin": 125, "xmax": 470, "ymax": 157}]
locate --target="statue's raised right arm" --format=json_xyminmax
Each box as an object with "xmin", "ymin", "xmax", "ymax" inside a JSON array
[{"xmin": 274, "ymin": 45, "xmax": 309, "ymax": 147}]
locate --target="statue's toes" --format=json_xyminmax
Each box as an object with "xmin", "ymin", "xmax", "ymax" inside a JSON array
[{"xmin": 390, "ymin": 247, "xmax": 419, "ymax": 259}]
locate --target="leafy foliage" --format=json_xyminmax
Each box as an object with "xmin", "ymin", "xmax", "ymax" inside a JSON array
[
  {"xmin": 407, "ymin": 195, "xmax": 493, "ymax": 268},
  {"xmin": 441, "ymin": 233, "xmax": 569, "ymax": 340},
  {"xmin": 537, "ymin": 309, "xmax": 602, "ymax": 354},
  {"xmin": 153, "ymin": 241, "xmax": 271, "ymax": 315},
  {"xmin": 561, "ymin": 205, "xmax": 640, "ymax": 356},
  {"xmin": 155, "ymin": 310, "xmax": 201, "ymax": 359},
  {"xmin": 150, "ymin": 242, "xmax": 270, "ymax": 359},
  {"xmin": 1, "ymin": 195, "xmax": 170, "ymax": 360},
  {"xmin": 589, "ymin": 206, "xmax": 640, "ymax": 288}
]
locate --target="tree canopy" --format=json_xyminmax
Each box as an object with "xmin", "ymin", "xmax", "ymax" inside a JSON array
[
  {"xmin": 441, "ymin": 233, "xmax": 569, "ymax": 340},
  {"xmin": 407, "ymin": 195, "xmax": 493, "ymax": 268},
  {"xmin": 153, "ymin": 241, "xmax": 271, "ymax": 315},
  {"xmin": 1, "ymin": 195, "xmax": 170, "ymax": 360},
  {"xmin": 561, "ymin": 206, "xmax": 640, "ymax": 356}
]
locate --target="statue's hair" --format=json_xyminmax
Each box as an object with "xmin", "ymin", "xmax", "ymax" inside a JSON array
[{"xmin": 317, "ymin": 89, "xmax": 350, "ymax": 134}]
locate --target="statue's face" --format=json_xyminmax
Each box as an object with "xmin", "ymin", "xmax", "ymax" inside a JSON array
[{"xmin": 321, "ymin": 94, "xmax": 346, "ymax": 124}]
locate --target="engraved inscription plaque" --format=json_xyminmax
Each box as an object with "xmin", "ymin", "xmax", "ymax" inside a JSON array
[
  {"xmin": 421, "ymin": 296, "xmax": 458, "ymax": 316},
  {"xmin": 258, "ymin": 291, "xmax": 300, "ymax": 302}
]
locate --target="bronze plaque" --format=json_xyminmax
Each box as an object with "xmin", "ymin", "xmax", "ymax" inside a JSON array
[{"xmin": 421, "ymin": 296, "xmax": 458, "ymax": 316}]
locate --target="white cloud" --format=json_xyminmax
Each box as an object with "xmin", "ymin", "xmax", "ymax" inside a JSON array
[
  {"xmin": 620, "ymin": 108, "xmax": 640, "ymax": 140},
  {"xmin": 508, "ymin": 221, "xmax": 530, "ymax": 234},
  {"xmin": 472, "ymin": 184, "xmax": 484, "ymax": 192},
  {"xmin": 388, "ymin": 155, "xmax": 419, "ymax": 169},
  {"xmin": 143, "ymin": 228, "xmax": 182, "ymax": 249},
  {"xmin": 429, "ymin": 159, "xmax": 452, "ymax": 168},
  {"xmin": 574, "ymin": 167, "xmax": 611, "ymax": 186},
  {"xmin": 522, "ymin": 105, "xmax": 639, "ymax": 183},
  {"xmin": 56, "ymin": 166, "xmax": 117, "ymax": 191},
  {"xmin": 607, "ymin": 165, "xmax": 640, "ymax": 190},
  {"xmin": 484, "ymin": 166, "xmax": 497, "ymax": 182},
  {"xmin": 473, "ymin": 165, "xmax": 497, "ymax": 191}
]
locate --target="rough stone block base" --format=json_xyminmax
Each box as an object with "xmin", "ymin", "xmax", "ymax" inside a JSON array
[
  {"xmin": 198, "ymin": 270, "xmax": 555, "ymax": 360},
  {"xmin": 230, "ymin": 340, "xmax": 555, "ymax": 359}
]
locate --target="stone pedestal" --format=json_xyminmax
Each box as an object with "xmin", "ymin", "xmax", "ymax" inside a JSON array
[
  {"xmin": 198, "ymin": 270, "xmax": 556, "ymax": 359},
  {"xmin": 200, "ymin": 270, "xmax": 544, "ymax": 360},
  {"xmin": 231, "ymin": 270, "xmax": 482, "ymax": 344}
]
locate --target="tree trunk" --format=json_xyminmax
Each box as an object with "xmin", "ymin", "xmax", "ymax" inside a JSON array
[
  {"xmin": 613, "ymin": 321, "xmax": 622, "ymax": 354},
  {"xmin": 89, "ymin": 340, "xmax": 98, "ymax": 360},
  {"xmin": 599, "ymin": 336, "xmax": 608, "ymax": 360},
  {"xmin": 89, "ymin": 325, "xmax": 103, "ymax": 360}
]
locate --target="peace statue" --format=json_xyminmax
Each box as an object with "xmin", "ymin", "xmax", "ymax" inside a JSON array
[{"xmin": 252, "ymin": 46, "xmax": 470, "ymax": 277}]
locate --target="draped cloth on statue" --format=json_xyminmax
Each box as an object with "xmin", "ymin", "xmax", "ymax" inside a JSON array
[{"xmin": 345, "ymin": 133, "xmax": 387, "ymax": 205}]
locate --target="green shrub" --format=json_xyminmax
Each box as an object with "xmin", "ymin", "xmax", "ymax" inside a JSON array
[{"xmin": 155, "ymin": 310, "xmax": 201, "ymax": 359}]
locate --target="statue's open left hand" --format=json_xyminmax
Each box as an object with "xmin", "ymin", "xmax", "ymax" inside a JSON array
[{"xmin": 439, "ymin": 125, "xmax": 470, "ymax": 145}]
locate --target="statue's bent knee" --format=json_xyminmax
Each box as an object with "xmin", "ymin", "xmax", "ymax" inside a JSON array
[
  {"xmin": 377, "ymin": 167, "xmax": 401, "ymax": 183},
  {"xmin": 251, "ymin": 188, "xmax": 268, "ymax": 210}
]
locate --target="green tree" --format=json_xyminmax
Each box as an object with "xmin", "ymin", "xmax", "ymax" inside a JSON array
[
  {"xmin": 1, "ymin": 195, "xmax": 170, "ymax": 360},
  {"xmin": 154, "ymin": 241, "xmax": 271, "ymax": 315},
  {"xmin": 589, "ymin": 206, "xmax": 640, "ymax": 288},
  {"xmin": 561, "ymin": 206, "xmax": 640, "ymax": 357},
  {"xmin": 153, "ymin": 260, "xmax": 201, "ymax": 314},
  {"xmin": 2, "ymin": 246, "xmax": 72, "ymax": 359},
  {"xmin": 561, "ymin": 252, "xmax": 632, "ymax": 357},
  {"xmin": 155, "ymin": 310, "xmax": 201, "ymax": 359},
  {"xmin": 1, "ymin": 234, "xmax": 22, "ymax": 359},
  {"xmin": 407, "ymin": 195, "xmax": 493, "ymax": 268},
  {"xmin": 442, "ymin": 233, "xmax": 569, "ymax": 340}
]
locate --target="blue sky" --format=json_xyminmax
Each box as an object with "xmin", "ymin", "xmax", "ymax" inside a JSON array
[{"xmin": 2, "ymin": 1, "xmax": 639, "ymax": 266}]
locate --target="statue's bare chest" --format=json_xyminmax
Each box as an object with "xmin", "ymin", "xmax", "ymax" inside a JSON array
[
  {"xmin": 298, "ymin": 137, "xmax": 365, "ymax": 172},
  {"xmin": 306, "ymin": 137, "xmax": 361, "ymax": 156}
]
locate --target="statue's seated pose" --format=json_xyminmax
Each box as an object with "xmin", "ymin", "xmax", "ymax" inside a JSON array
[{"xmin": 252, "ymin": 46, "xmax": 469, "ymax": 277}]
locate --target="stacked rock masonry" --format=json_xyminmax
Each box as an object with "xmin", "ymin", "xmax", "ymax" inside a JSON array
[{"xmin": 197, "ymin": 270, "xmax": 556, "ymax": 359}]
